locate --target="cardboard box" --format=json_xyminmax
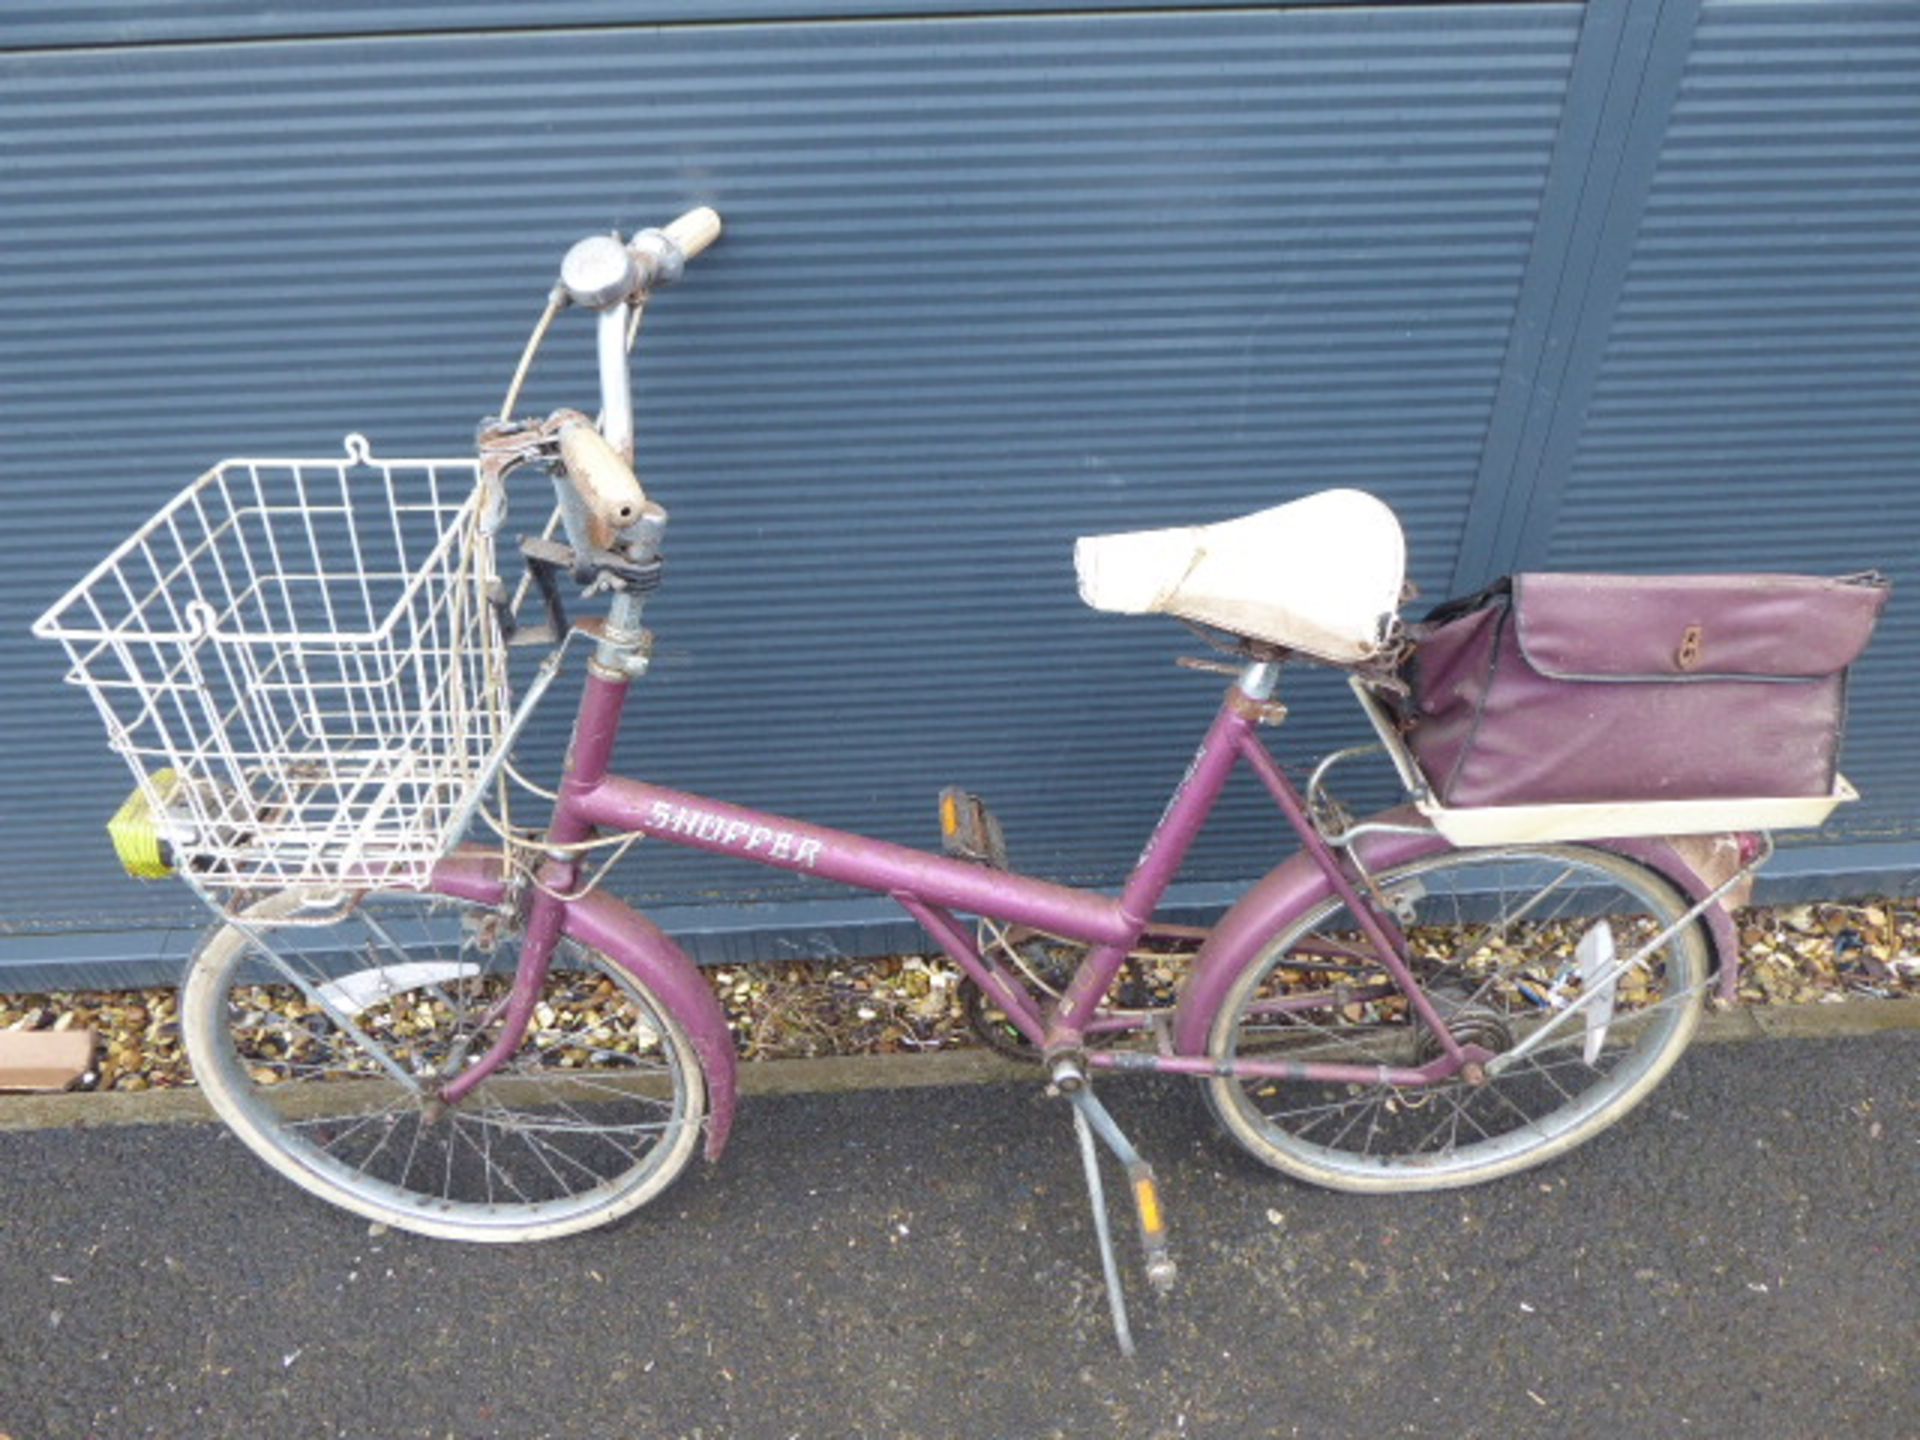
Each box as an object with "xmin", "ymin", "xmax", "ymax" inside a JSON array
[{"xmin": 0, "ymin": 1029, "xmax": 95, "ymax": 1091}]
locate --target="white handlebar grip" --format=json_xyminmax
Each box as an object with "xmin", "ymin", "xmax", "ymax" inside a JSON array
[{"xmin": 662, "ymin": 206, "xmax": 723, "ymax": 261}]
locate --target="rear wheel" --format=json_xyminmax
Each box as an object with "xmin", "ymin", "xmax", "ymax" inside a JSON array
[
  {"xmin": 182, "ymin": 889, "xmax": 708, "ymax": 1241},
  {"xmin": 1204, "ymin": 845, "xmax": 1708, "ymax": 1192}
]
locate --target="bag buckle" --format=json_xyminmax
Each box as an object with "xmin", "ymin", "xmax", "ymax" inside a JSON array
[{"xmin": 1676, "ymin": 624, "xmax": 1704, "ymax": 671}]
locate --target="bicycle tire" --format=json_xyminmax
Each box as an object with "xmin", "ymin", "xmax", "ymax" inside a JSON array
[
  {"xmin": 1203, "ymin": 844, "xmax": 1709, "ymax": 1193},
  {"xmin": 182, "ymin": 888, "xmax": 708, "ymax": 1241}
]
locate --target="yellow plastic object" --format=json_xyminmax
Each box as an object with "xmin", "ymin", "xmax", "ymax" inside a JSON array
[
  {"xmin": 106, "ymin": 770, "xmax": 177, "ymax": 879},
  {"xmin": 1133, "ymin": 1175, "xmax": 1164, "ymax": 1236}
]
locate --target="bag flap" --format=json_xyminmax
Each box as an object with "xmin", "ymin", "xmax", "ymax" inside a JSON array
[{"xmin": 1513, "ymin": 572, "xmax": 1889, "ymax": 681}]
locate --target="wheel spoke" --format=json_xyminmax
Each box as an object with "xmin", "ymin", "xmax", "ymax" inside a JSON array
[
  {"xmin": 516, "ymin": 1121, "xmax": 620, "ymax": 1185},
  {"xmin": 451, "ymin": 1113, "xmax": 535, "ymax": 1205},
  {"xmin": 290, "ymin": 1094, "xmax": 411, "ymax": 1153},
  {"xmin": 343, "ymin": 1104, "xmax": 412, "ymax": 1181},
  {"xmin": 394, "ymin": 1107, "xmax": 428, "ymax": 1192},
  {"xmin": 1323, "ymin": 1091, "xmax": 1386, "ymax": 1152},
  {"xmin": 509, "ymin": 1116, "xmax": 577, "ymax": 1195}
]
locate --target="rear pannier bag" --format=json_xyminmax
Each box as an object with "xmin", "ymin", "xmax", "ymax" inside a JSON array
[{"xmin": 1401, "ymin": 572, "xmax": 1890, "ymax": 809}]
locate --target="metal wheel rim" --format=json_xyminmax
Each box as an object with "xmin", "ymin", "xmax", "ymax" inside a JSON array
[{"xmin": 188, "ymin": 892, "xmax": 701, "ymax": 1236}]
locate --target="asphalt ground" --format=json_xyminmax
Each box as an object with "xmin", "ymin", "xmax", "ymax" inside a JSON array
[{"xmin": 1, "ymin": 1031, "xmax": 1915, "ymax": 1440}]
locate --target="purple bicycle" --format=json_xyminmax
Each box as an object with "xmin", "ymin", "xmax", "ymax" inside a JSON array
[{"xmin": 38, "ymin": 208, "xmax": 1858, "ymax": 1352}]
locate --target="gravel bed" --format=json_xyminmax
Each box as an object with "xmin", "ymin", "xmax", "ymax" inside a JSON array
[{"xmin": 3, "ymin": 898, "xmax": 1914, "ymax": 1093}]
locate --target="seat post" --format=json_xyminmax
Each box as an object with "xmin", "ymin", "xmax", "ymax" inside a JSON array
[{"xmin": 1238, "ymin": 659, "xmax": 1281, "ymax": 701}]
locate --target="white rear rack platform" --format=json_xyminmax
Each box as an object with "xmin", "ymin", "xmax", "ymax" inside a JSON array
[{"xmin": 1414, "ymin": 776, "xmax": 1855, "ymax": 847}]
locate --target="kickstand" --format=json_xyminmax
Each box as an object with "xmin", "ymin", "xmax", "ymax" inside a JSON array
[
  {"xmin": 1070, "ymin": 1102, "xmax": 1135, "ymax": 1357},
  {"xmin": 1063, "ymin": 1081, "xmax": 1178, "ymax": 1357}
]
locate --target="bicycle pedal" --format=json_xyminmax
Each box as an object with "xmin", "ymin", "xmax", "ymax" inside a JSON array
[
  {"xmin": 1126, "ymin": 1160, "xmax": 1178, "ymax": 1295},
  {"xmin": 937, "ymin": 788, "xmax": 1008, "ymax": 869}
]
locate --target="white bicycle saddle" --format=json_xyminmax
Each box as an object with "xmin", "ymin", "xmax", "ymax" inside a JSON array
[{"xmin": 1073, "ymin": 488, "xmax": 1406, "ymax": 664}]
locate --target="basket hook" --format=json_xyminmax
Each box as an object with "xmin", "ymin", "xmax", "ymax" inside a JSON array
[{"xmin": 183, "ymin": 598, "xmax": 221, "ymax": 640}]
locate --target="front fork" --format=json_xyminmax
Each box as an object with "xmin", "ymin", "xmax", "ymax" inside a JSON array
[
  {"xmin": 429, "ymin": 863, "xmax": 569, "ymax": 1111},
  {"xmin": 433, "ymin": 589, "xmax": 655, "ymax": 1111}
]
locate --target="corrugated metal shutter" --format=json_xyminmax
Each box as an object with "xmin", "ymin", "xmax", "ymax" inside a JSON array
[
  {"xmin": 8, "ymin": 2, "xmax": 1399, "ymax": 50},
  {"xmin": 2, "ymin": 5, "xmax": 1582, "ymax": 964},
  {"xmin": 1544, "ymin": 0, "xmax": 1920, "ymax": 846}
]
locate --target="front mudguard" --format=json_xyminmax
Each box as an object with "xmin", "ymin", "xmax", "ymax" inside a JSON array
[
  {"xmin": 432, "ymin": 850, "xmax": 738, "ymax": 1161},
  {"xmin": 1169, "ymin": 809, "xmax": 1744, "ymax": 1058}
]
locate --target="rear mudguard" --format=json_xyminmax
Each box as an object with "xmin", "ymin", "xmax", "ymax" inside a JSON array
[
  {"xmin": 1169, "ymin": 809, "xmax": 1743, "ymax": 1058},
  {"xmin": 432, "ymin": 850, "xmax": 738, "ymax": 1161}
]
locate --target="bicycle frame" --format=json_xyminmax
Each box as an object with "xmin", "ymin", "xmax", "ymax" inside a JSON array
[{"xmin": 430, "ymin": 656, "xmax": 1488, "ymax": 1110}]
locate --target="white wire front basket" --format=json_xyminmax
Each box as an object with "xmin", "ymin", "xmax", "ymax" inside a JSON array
[{"xmin": 34, "ymin": 434, "xmax": 512, "ymax": 898}]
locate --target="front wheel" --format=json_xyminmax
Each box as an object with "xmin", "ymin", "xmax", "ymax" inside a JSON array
[
  {"xmin": 182, "ymin": 889, "xmax": 709, "ymax": 1241},
  {"xmin": 1204, "ymin": 845, "xmax": 1709, "ymax": 1193}
]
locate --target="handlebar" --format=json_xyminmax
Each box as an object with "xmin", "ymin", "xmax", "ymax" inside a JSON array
[
  {"xmin": 491, "ymin": 206, "xmax": 723, "ymax": 572},
  {"xmin": 660, "ymin": 206, "xmax": 723, "ymax": 265}
]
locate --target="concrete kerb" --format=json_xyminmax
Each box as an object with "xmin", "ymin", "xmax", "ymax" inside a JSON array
[{"xmin": 0, "ymin": 998, "xmax": 1914, "ymax": 1134}]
